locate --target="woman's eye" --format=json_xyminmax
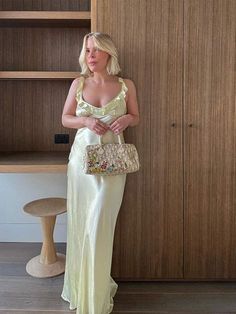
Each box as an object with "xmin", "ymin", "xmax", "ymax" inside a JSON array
[{"xmin": 86, "ymin": 48, "xmax": 99, "ymax": 53}]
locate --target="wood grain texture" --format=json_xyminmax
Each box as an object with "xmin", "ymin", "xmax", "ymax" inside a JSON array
[
  {"xmin": 0, "ymin": 0, "xmax": 90, "ymax": 11},
  {"xmin": 0, "ymin": 27, "xmax": 88, "ymax": 71},
  {"xmin": 184, "ymin": 0, "xmax": 236, "ymax": 278},
  {"xmin": 0, "ymin": 11, "xmax": 90, "ymax": 19},
  {"xmin": 0, "ymin": 81, "xmax": 76, "ymax": 152},
  {"xmin": 0, "ymin": 1, "xmax": 91, "ymax": 167},
  {"xmin": 0, "ymin": 72, "xmax": 80, "ymax": 79},
  {"xmin": 0, "ymin": 152, "xmax": 68, "ymax": 172},
  {"xmin": 2, "ymin": 244, "xmax": 236, "ymax": 313},
  {"xmin": 94, "ymin": 0, "xmax": 184, "ymax": 279},
  {"xmin": 91, "ymin": 0, "xmax": 97, "ymax": 32},
  {"xmin": 0, "ymin": 12, "xmax": 90, "ymax": 28}
]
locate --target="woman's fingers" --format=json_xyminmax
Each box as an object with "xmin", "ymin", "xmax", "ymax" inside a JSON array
[
  {"xmin": 114, "ymin": 128, "xmax": 122, "ymax": 134},
  {"xmin": 99, "ymin": 122, "xmax": 109, "ymax": 131},
  {"xmin": 97, "ymin": 124, "xmax": 108, "ymax": 133},
  {"xmin": 92, "ymin": 118, "xmax": 125, "ymax": 135},
  {"xmin": 111, "ymin": 125, "xmax": 122, "ymax": 134},
  {"xmin": 109, "ymin": 121, "xmax": 118, "ymax": 130},
  {"xmin": 94, "ymin": 119, "xmax": 107, "ymax": 129},
  {"xmin": 109, "ymin": 121, "xmax": 122, "ymax": 134},
  {"xmin": 93, "ymin": 119, "xmax": 109, "ymax": 135}
]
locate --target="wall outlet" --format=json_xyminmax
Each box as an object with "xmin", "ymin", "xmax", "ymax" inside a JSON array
[{"xmin": 54, "ymin": 134, "xmax": 69, "ymax": 144}]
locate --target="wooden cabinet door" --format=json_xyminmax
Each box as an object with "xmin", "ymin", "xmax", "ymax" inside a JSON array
[
  {"xmin": 93, "ymin": 0, "xmax": 184, "ymax": 279},
  {"xmin": 184, "ymin": 0, "xmax": 236, "ymax": 278}
]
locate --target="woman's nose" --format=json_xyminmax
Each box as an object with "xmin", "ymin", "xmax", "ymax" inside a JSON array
[{"xmin": 88, "ymin": 50, "xmax": 95, "ymax": 58}]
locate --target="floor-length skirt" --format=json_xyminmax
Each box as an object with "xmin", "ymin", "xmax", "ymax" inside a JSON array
[{"xmin": 61, "ymin": 129, "xmax": 127, "ymax": 314}]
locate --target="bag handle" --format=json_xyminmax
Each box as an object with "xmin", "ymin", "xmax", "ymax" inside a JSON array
[{"xmin": 99, "ymin": 133, "xmax": 122, "ymax": 145}]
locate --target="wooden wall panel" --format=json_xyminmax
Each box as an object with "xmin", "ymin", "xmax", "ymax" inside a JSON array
[
  {"xmin": 184, "ymin": 0, "xmax": 236, "ymax": 278},
  {"xmin": 0, "ymin": 0, "xmax": 90, "ymax": 11},
  {"xmin": 0, "ymin": 27, "xmax": 88, "ymax": 71},
  {"xmin": 94, "ymin": 0, "xmax": 184, "ymax": 279},
  {"xmin": 0, "ymin": 81, "xmax": 76, "ymax": 151}
]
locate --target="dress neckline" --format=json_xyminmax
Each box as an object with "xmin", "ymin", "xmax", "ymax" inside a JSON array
[{"xmin": 80, "ymin": 77, "xmax": 124, "ymax": 109}]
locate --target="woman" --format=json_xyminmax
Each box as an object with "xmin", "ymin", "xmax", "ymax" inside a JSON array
[{"xmin": 61, "ymin": 32, "xmax": 139, "ymax": 314}]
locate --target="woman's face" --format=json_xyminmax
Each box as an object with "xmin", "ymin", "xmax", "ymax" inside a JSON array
[{"xmin": 85, "ymin": 37, "xmax": 110, "ymax": 73}]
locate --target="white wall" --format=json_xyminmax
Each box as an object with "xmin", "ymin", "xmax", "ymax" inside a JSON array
[{"xmin": 0, "ymin": 173, "xmax": 67, "ymax": 242}]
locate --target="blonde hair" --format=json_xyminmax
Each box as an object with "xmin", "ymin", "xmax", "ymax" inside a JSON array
[{"xmin": 79, "ymin": 32, "xmax": 121, "ymax": 76}]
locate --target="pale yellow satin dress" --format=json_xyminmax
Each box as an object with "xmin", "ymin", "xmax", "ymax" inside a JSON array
[{"xmin": 61, "ymin": 76, "xmax": 128, "ymax": 314}]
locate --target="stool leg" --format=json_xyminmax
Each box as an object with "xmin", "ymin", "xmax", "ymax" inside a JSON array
[{"xmin": 40, "ymin": 215, "xmax": 57, "ymax": 264}]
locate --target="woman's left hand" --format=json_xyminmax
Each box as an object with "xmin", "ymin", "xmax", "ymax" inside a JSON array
[{"xmin": 109, "ymin": 115, "xmax": 131, "ymax": 134}]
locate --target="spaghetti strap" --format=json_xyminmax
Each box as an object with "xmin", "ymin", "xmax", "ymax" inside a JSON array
[
  {"xmin": 75, "ymin": 76, "xmax": 85, "ymax": 103},
  {"xmin": 118, "ymin": 77, "xmax": 128, "ymax": 96}
]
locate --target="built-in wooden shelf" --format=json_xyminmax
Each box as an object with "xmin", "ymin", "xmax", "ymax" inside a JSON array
[
  {"xmin": 0, "ymin": 7, "xmax": 91, "ymax": 173},
  {"xmin": 0, "ymin": 152, "xmax": 68, "ymax": 173},
  {"xmin": 0, "ymin": 11, "xmax": 91, "ymax": 27},
  {"xmin": 0, "ymin": 71, "xmax": 80, "ymax": 80}
]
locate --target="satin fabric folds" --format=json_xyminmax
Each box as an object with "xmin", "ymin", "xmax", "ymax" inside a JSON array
[{"xmin": 61, "ymin": 76, "xmax": 128, "ymax": 314}]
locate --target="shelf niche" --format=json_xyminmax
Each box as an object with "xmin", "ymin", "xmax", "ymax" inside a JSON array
[
  {"xmin": 0, "ymin": 1, "xmax": 92, "ymax": 172},
  {"xmin": 0, "ymin": 76, "xmax": 78, "ymax": 172},
  {"xmin": 0, "ymin": 151, "xmax": 68, "ymax": 173}
]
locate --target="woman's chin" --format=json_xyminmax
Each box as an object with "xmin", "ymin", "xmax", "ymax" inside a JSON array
[
  {"xmin": 90, "ymin": 67, "xmax": 99, "ymax": 73},
  {"xmin": 88, "ymin": 64, "xmax": 105, "ymax": 73}
]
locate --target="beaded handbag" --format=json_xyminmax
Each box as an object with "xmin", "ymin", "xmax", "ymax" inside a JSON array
[{"xmin": 83, "ymin": 134, "xmax": 140, "ymax": 175}]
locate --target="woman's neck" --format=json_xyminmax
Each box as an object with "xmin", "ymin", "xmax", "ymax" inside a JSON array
[{"xmin": 91, "ymin": 71, "xmax": 115, "ymax": 84}]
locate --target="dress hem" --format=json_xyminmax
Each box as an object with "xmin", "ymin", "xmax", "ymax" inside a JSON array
[
  {"xmin": 61, "ymin": 292, "xmax": 77, "ymax": 310},
  {"xmin": 61, "ymin": 286, "xmax": 118, "ymax": 314}
]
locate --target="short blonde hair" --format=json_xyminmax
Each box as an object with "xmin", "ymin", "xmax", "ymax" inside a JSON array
[{"xmin": 79, "ymin": 32, "xmax": 121, "ymax": 76}]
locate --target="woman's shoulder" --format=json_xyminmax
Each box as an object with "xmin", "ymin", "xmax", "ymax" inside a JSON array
[
  {"xmin": 70, "ymin": 75, "xmax": 88, "ymax": 92},
  {"xmin": 120, "ymin": 77, "xmax": 136, "ymax": 92},
  {"xmin": 120, "ymin": 77, "xmax": 135, "ymax": 85},
  {"xmin": 121, "ymin": 77, "xmax": 132, "ymax": 83},
  {"xmin": 70, "ymin": 75, "xmax": 82, "ymax": 87},
  {"xmin": 72, "ymin": 75, "xmax": 86, "ymax": 84},
  {"xmin": 68, "ymin": 76, "xmax": 87, "ymax": 97}
]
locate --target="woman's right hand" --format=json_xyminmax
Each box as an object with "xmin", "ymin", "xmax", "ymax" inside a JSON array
[{"xmin": 85, "ymin": 117, "xmax": 109, "ymax": 135}]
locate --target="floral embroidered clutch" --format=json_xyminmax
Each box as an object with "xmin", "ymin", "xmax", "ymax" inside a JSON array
[{"xmin": 83, "ymin": 135, "xmax": 140, "ymax": 175}]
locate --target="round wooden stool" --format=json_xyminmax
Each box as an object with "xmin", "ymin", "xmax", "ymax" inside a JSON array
[{"xmin": 23, "ymin": 197, "xmax": 67, "ymax": 278}]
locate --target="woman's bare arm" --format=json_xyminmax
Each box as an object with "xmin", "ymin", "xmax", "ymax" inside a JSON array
[
  {"xmin": 109, "ymin": 79, "xmax": 140, "ymax": 134},
  {"xmin": 123, "ymin": 78, "xmax": 140, "ymax": 126},
  {"xmin": 61, "ymin": 77, "xmax": 88, "ymax": 129}
]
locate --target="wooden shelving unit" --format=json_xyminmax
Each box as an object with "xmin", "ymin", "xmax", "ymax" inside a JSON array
[
  {"xmin": 0, "ymin": 0, "xmax": 94, "ymax": 173},
  {"xmin": 0, "ymin": 71, "xmax": 80, "ymax": 79},
  {"xmin": 0, "ymin": 152, "xmax": 68, "ymax": 172},
  {"xmin": 0, "ymin": 11, "xmax": 91, "ymax": 27},
  {"xmin": 0, "ymin": 11, "xmax": 90, "ymax": 19}
]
